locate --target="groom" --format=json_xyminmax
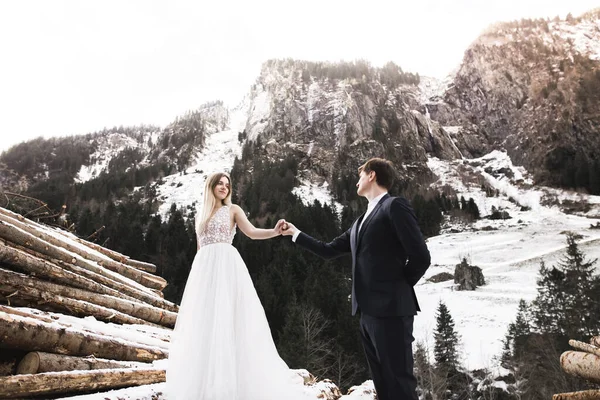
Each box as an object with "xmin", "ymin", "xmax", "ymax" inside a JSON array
[{"xmin": 282, "ymin": 158, "xmax": 431, "ymax": 400}]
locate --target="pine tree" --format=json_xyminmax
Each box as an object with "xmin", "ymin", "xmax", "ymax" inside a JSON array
[
  {"xmin": 531, "ymin": 233, "xmax": 599, "ymax": 338},
  {"xmin": 500, "ymin": 337, "xmax": 512, "ymax": 366},
  {"xmin": 161, "ymin": 204, "xmax": 194, "ymax": 303},
  {"xmin": 433, "ymin": 301, "xmax": 460, "ymax": 372},
  {"xmin": 460, "ymin": 196, "xmax": 467, "ymax": 211},
  {"xmin": 506, "ymin": 299, "xmax": 532, "ymax": 358},
  {"xmin": 278, "ymin": 296, "xmax": 306, "ymax": 368},
  {"xmin": 558, "ymin": 233, "xmax": 599, "ymax": 337},
  {"xmin": 467, "ymin": 198, "xmax": 480, "ymax": 219},
  {"xmin": 531, "ymin": 260, "xmax": 566, "ymax": 335},
  {"xmin": 414, "ymin": 341, "xmax": 433, "ymax": 398}
]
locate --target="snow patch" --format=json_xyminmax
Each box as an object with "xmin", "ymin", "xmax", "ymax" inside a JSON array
[
  {"xmin": 246, "ymin": 87, "xmax": 271, "ymax": 141},
  {"xmin": 292, "ymin": 179, "xmax": 343, "ymax": 216},
  {"xmin": 153, "ymin": 108, "xmax": 244, "ymax": 220},
  {"xmin": 341, "ymin": 380, "xmax": 376, "ymax": 399}
]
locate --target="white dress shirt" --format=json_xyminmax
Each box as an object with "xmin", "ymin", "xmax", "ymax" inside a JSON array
[
  {"xmin": 358, "ymin": 191, "xmax": 388, "ymax": 233},
  {"xmin": 292, "ymin": 191, "xmax": 388, "ymax": 242}
]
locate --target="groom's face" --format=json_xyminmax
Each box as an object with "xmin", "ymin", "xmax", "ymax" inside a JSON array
[{"xmin": 356, "ymin": 170, "xmax": 373, "ymax": 197}]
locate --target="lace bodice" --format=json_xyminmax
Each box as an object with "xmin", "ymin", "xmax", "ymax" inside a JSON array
[{"xmin": 197, "ymin": 205, "xmax": 236, "ymax": 247}]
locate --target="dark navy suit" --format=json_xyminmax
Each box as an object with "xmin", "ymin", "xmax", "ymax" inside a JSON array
[{"xmin": 295, "ymin": 194, "xmax": 431, "ymax": 400}]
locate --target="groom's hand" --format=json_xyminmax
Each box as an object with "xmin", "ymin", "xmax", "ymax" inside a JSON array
[{"xmin": 281, "ymin": 221, "xmax": 298, "ymax": 236}]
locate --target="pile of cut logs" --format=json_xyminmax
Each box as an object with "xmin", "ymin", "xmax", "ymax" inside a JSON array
[
  {"xmin": 0, "ymin": 206, "xmax": 176, "ymax": 398},
  {"xmin": 553, "ymin": 337, "xmax": 600, "ymax": 400}
]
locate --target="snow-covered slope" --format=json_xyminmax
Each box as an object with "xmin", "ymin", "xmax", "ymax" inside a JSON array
[
  {"xmin": 152, "ymin": 103, "xmax": 246, "ymax": 220},
  {"xmin": 75, "ymin": 130, "xmax": 159, "ymax": 183},
  {"xmin": 417, "ymin": 151, "xmax": 600, "ymax": 370},
  {"xmin": 151, "ymin": 94, "xmax": 343, "ymax": 220}
]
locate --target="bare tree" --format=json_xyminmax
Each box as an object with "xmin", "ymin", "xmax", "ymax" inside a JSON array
[
  {"xmin": 328, "ymin": 350, "xmax": 361, "ymax": 391},
  {"xmin": 300, "ymin": 305, "xmax": 334, "ymax": 378}
]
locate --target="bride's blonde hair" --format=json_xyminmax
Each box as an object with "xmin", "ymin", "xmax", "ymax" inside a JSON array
[{"xmin": 196, "ymin": 172, "xmax": 232, "ymax": 234}]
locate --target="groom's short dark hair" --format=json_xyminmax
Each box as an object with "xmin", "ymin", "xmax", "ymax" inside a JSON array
[{"xmin": 358, "ymin": 158, "xmax": 395, "ymax": 189}]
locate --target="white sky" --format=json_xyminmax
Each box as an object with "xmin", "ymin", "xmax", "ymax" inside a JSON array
[{"xmin": 0, "ymin": 0, "xmax": 597, "ymax": 152}]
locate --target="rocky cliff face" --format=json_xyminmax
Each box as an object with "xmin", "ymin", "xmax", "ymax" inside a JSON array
[
  {"xmin": 239, "ymin": 59, "xmax": 461, "ymax": 193},
  {"xmin": 237, "ymin": 11, "xmax": 600, "ymax": 197},
  {"xmin": 426, "ymin": 10, "xmax": 600, "ymax": 193}
]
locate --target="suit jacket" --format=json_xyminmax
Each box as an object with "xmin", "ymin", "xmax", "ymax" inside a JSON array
[{"xmin": 296, "ymin": 194, "xmax": 431, "ymax": 317}]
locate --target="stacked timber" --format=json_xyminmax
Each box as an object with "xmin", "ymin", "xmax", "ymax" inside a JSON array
[
  {"xmin": 553, "ymin": 337, "xmax": 600, "ymax": 400},
  {"xmin": 0, "ymin": 206, "xmax": 176, "ymax": 399}
]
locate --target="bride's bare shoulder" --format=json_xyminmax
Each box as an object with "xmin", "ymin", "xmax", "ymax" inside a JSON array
[{"xmin": 230, "ymin": 204, "xmax": 244, "ymax": 213}]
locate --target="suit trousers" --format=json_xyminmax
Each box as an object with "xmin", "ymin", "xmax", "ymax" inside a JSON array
[{"xmin": 359, "ymin": 313, "xmax": 418, "ymax": 400}]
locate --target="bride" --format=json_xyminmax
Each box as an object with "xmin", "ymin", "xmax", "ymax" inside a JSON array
[{"xmin": 165, "ymin": 172, "xmax": 312, "ymax": 399}]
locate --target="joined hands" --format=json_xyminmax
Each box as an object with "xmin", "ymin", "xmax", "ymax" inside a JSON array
[{"xmin": 274, "ymin": 219, "xmax": 298, "ymax": 236}]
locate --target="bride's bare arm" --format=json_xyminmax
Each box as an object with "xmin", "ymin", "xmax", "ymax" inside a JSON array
[{"xmin": 231, "ymin": 205, "xmax": 284, "ymax": 240}]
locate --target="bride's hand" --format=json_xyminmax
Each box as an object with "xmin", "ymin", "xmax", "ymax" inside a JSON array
[{"xmin": 274, "ymin": 219, "xmax": 287, "ymax": 235}]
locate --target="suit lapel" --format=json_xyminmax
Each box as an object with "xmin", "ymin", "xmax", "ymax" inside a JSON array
[
  {"xmin": 350, "ymin": 214, "xmax": 363, "ymax": 254},
  {"xmin": 356, "ymin": 194, "xmax": 389, "ymax": 249}
]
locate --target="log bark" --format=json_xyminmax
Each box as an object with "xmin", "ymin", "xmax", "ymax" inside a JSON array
[
  {"xmin": 125, "ymin": 258, "xmax": 158, "ymax": 273},
  {"xmin": 553, "ymin": 390, "xmax": 600, "ymax": 400},
  {"xmin": 0, "ymin": 305, "xmax": 172, "ymax": 346},
  {"xmin": 0, "ymin": 367, "xmax": 165, "ymax": 398},
  {"xmin": 570, "ymin": 340, "xmax": 600, "ymax": 358},
  {"xmin": 48, "ymin": 255, "xmax": 177, "ymax": 313},
  {"xmin": 0, "ymin": 240, "xmax": 178, "ymax": 312},
  {"xmin": 0, "ymin": 240, "xmax": 134, "ymax": 300},
  {"xmin": 560, "ymin": 351, "xmax": 600, "ymax": 383},
  {"xmin": 0, "ymin": 304, "xmax": 56, "ymax": 323},
  {"xmin": 0, "ymin": 212, "xmax": 159, "ymax": 276},
  {"xmin": 0, "ymin": 280, "xmax": 157, "ymax": 327},
  {"xmin": 77, "ymin": 237, "xmax": 127, "ymax": 262},
  {"xmin": 59, "ymin": 231, "xmax": 157, "ymax": 273},
  {"xmin": 0, "ymin": 311, "xmax": 168, "ymax": 362},
  {"xmin": 0, "ymin": 267, "xmax": 176, "ymax": 327},
  {"xmin": 0, "ymin": 206, "xmax": 52, "ymax": 232},
  {"xmin": 0, "ymin": 207, "xmax": 147, "ymax": 269},
  {"xmin": 16, "ymin": 351, "xmax": 149, "ymax": 374},
  {"xmin": 0, "ymin": 219, "xmax": 165, "ymax": 291},
  {"xmin": 0, "ymin": 212, "xmax": 164, "ymax": 288}
]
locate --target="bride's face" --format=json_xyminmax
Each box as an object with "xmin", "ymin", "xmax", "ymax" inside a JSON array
[{"xmin": 213, "ymin": 176, "xmax": 230, "ymax": 201}]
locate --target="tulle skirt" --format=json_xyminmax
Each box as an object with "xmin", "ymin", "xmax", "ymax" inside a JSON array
[{"xmin": 165, "ymin": 243, "xmax": 312, "ymax": 399}]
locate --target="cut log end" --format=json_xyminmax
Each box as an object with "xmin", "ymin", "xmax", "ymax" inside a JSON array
[
  {"xmin": 16, "ymin": 352, "xmax": 40, "ymax": 374},
  {"xmin": 560, "ymin": 351, "xmax": 600, "ymax": 384},
  {"xmin": 553, "ymin": 390, "xmax": 600, "ymax": 400}
]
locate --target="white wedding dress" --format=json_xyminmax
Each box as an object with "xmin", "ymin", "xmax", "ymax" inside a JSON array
[{"xmin": 165, "ymin": 205, "xmax": 313, "ymax": 399}]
